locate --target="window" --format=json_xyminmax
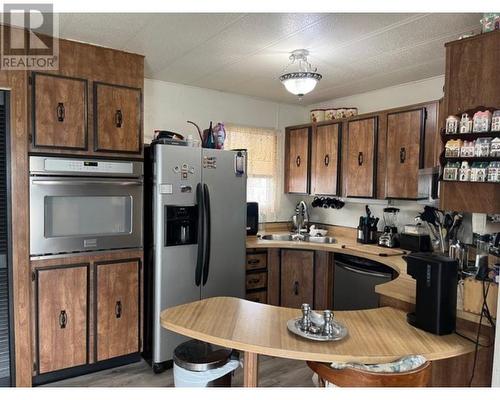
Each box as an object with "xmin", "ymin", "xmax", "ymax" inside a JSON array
[{"xmin": 225, "ymin": 124, "xmax": 278, "ymax": 222}]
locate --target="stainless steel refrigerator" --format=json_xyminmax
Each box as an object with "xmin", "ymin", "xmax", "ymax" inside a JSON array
[{"xmin": 144, "ymin": 143, "xmax": 247, "ymax": 372}]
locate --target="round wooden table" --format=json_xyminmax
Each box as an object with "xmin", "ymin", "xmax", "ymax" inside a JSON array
[{"xmin": 161, "ymin": 296, "xmax": 474, "ymax": 387}]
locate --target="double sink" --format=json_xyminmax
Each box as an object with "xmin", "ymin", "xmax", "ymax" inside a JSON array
[{"xmin": 260, "ymin": 233, "xmax": 337, "ymax": 244}]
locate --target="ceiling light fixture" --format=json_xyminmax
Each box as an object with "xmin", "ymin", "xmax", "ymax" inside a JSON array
[{"xmin": 279, "ymin": 49, "xmax": 322, "ymax": 99}]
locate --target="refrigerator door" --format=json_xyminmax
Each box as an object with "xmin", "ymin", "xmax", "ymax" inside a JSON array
[
  {"xmin": 200, "ymin": 149, "xmax": 246, "ymax": 299},
  {"xmin": 152, "ymin": 144, "xmax": 202, "ymax": 363}
]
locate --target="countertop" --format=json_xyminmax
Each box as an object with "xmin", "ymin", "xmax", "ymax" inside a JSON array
[
  {"xmin": 161, "ymin": 296, "xmax": 474, "ymax": 364},
  {"xmin": 246, "ymin": 232, "xmax": 484, "ymax": 325}
]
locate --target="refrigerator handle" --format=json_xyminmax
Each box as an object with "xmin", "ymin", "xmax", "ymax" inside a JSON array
[
  {"xmin": 195, "ymin": 183, "xmax": 204, "ymax": 287},
  {"xmin": 202, "ymin": 183, "xmax": 211, "ymax": 286}
]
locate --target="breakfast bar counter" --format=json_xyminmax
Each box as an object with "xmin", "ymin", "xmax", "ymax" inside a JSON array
[{"xmin": 161, "ymin": 296, "xmax": 474, "ymax": 387}]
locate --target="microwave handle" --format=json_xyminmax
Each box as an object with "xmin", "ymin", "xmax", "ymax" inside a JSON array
[{"xmin": 31, "ymin": 179, "xmax": 142, "ymax": 186}]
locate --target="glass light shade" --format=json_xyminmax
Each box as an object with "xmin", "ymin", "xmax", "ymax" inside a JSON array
[{"xmin": 279, "ymin": 72, "xmax": 322, "ymax": 96}]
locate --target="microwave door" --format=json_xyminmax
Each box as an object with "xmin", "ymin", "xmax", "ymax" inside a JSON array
[{"xmin": 29, "ymin": 176, "xmax": 143, "ymax": 256}]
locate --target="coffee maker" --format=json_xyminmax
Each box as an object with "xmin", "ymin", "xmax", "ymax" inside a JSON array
[
  {"xmin": 378, "ymin": 207, "xmax": 400, "ymax": 248},
  {"xmin": 405, "ymin": 252, "xmax": 458, "ymax": 335}
]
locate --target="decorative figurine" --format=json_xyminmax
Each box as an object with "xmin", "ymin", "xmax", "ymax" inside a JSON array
[
  {"xmin": 460, "ymin": 140, "xmax": 475, "ymax": 157},
  {"xmin": 490, "ymin": 137, "xmax": 500, "ymax": 157},
  {"xmin": 474, "ymin": 137, "xmax": 491, "ymax": 157},
  {"xmin": 445, "ymin": 139, "xmax": 463, "ymax": 157},
  {"xmin": 459, "ymin": 161, "xmax": 471, "ymax": 181},
  {"xmin": 473, "ymin": 110, "xmax": 492, "ymax": 133},
  {"xmin": 471, "ymin": 162, "xmax": 488, "ymax": 182},
  {"xmin": 487, "ymin": 162, "xmax": 500, "ymax": 183},
  {"xmin": 445, "ymin": 115, "xmax": 459, "ymax": 134},
  {"xmin": 443, "ymin": 162, "xmax": 460, "ymax": 181},
  {"xmin": 491, "ymin": 110, "xmax": 500, "ymax": 132},
  {"xmin": 459, "ymin": 113, "xmax": 473, "ymax": 133}
]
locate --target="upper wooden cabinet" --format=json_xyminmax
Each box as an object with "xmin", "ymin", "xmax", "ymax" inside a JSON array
[
  {"xmin": 95, "ymin": 259, "xmax": 140, "ymax": 361},
  {"xmin": 32, "ymin": 73, "xmax": 87, "ymax": 150},
  {"xmin": 285, "ymin": 127, "xmax": 310, "ymax": 194},
  {"xmin": 94, "ymin": 83, "xmax": 142, "ymax": 154},
  {"xmin": 385, "ymin": 109, "xmax": 424, "ymax": 199},
  {"xmin": 35, "ymin": 264, "xmax": 88, "ymax": 374},
  {"xmin": 345, "ymin": 117, "xmax": 378, "ymax": 198},
  {"xmin": 444, "ymin": 30, "xmax": 500, "ymax": 114},
  {"xmin": 311, "ymin": 123, "xmax": 341, "ymax": 195},
  {"xmin": 29, "ymin": 38, "xmax": 144, "ymax": 158}
]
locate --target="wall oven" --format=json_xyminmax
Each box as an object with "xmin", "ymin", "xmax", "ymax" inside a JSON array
[{"xmin": 30, "ymin": 156, "xmax": 143, "ymax": 256}]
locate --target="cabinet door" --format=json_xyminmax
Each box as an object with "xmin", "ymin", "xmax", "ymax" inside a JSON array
[
  {"xmin": 445, "ymin": 31, "xmax": 500, "ymax": 114},
  {"xmin": 36, "ymin": 265, "xmax": 88, "ymax": 374},
  {"xmin": 285, "ymin": 128, "xmax": 310, "ymax": 194},
  {"xmin": 96, "ymin": 259, "xmax": 140, "ymax": 361},
  {"xmin": 345, "ymin": 117, "xmax": 378, "ymax": 198},
  {"xmin": 385, "ymin": 109, "xmax": 424, "ymax": 199},
  {"xmin": 33, "ymin": 73, "xmax": 87, "ymax": 150},
  {"xmin": 94, "ymin": 83, "xmax": 141, "ymax": 153},
  {"xmin": 311, "ymin": 123, "xmax": 341, "ymax": 195},
  {"xmin": 280, "ymin": 250, "xmax": 314, "ymax": 308}
]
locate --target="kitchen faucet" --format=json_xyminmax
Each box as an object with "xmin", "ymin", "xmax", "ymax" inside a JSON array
[{"xmin": 293, "ymin": 201, "xmax": 309, "ymax": 239}]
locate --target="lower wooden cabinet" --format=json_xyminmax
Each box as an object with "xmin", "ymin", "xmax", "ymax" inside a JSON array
[
  {"xmin": 96, "ymin": 260, "xmax": 140, "ymax": 361},
  {"xmin": 280, "ymin": 250, "xmax": 314, "ymax": 308},
  {"xmin": 31, "ymin": 250, "xmax": 142, "ymax": 376},
  {"xmin": 36, "ymin": 264, "xmax": 89, "ymax": 374}
]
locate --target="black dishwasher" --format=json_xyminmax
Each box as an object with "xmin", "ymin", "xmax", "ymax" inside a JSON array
[{"xmin": 333, "ymin": 253, "xmax": 394, "ymax": 311}]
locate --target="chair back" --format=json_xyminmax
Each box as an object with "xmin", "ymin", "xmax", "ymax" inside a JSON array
[{"xmin": 307, "ymin": 360, "xmax": 432, "ymax": 387}]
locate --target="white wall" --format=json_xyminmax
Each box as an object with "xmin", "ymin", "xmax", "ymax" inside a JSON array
[
  {"xmin": 300, "ymin": 75, "xmax": 446, "ymax": 230},
  {"xmin": 143, "ymin": 78, "xmax": 309, "ymax": 221},
  {"xmin": 310, "ymin": 75, "xmax": 444, "ymax": 114}
]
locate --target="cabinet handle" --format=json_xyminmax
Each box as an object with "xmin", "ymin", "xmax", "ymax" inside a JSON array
[
  {"xmin": 248, "ymin": 259, "xmax": 260, "ymax": 265},
  {"xmin": 56, "ymin": 102, "xmax": 65, "ymax": 122},
  {"xmin": 324, "ymin": 154, "xmax": 330, "ymax": 166},
  {"xmin": 293, "ymin": 281, "xmax": 299, "ymax": 296},
  {"xmin": 59, "ymin": 310, "xmax": 67, "ymax": 329},
  {"xmin": 296, "ymin": 155, "xmax": 301, "ymax": 167},
  {"xmin": 358, "ymin": 152, "xmax": 363, "ymax": 166},
  {"xmin": 248, "ymin": 278, "xmax": 261, "ymax": 285},
  {"xmin": 115, "ymin": 300, "xmax": 122, "ymax": 319},
  {"xmin": 115, "ymin": 109, "xmax": 123, "ymax": 128},
  {"xmin": 400, "ymin": 147, "xmax": 406, "ymax": 163}
]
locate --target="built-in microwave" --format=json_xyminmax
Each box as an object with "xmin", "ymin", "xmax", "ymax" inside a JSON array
[{"xmin": 29, "ymin": 156, "xmax": 143, "ymax": 256}]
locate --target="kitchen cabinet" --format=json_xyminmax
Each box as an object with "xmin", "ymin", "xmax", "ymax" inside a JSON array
[
  {"xmin": 280, "ymin": 250, "xmax": 314, "ymax": 308},
  {"xmin": 32, "ymin": 73, "xmax": 87, "ymax": 150},
  {"xmin": 311, "ymin": 123, "xmax": 341, "ymax": 195},
  {"xmin": 440, "ymin": 31, "xmax": 500, "ymax": 214},
  {"xmin": 285, "ymin": 127, "xmax": 310, "ymax": 194},
  {"xmin": 385, "ymin": 109, "xmax": 424, "ymax": 199},
  {"xmin": 94, "ymin": 83, "xmax": 142, "ymax": 154},
  {"xmin": 444, "ymin": 30, "xmax": 500, "ymax": 114},
  {"xmin": 345, "ymin": 117, "xmax": 378, "ymax": 198},
  {"xmin": 30, "ymin": 249, "xmax": 142, "ymax": 381},
  {"xmin": 245, "ymin": 250, "xmax": 268, "ymax": 304},
  {"xmin": 35, "ymin": 264, "xmax": 89, "ymax": 374},
  {"xmin": 95, "ymin": 259, "xmax": 140, "ymax": 361}
]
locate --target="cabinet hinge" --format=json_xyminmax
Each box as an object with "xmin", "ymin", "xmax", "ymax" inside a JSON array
[
  {"xmin": 31, "ymin": 271, "xmax": 36, "ymax": 281},
  {"xmin": 28, "ymin": 75, "xmax": 33, "ymax": 85},
  {"xmin": 424, "ymin": 108, "xmax": 428, "ymax": 120},
  {"xmin": 33, "ymin": 362, "xmax": 37, "ymax": 372},
  {"xmin": 28, "ymin": 133, "xmax": 33, "ymax": 143}
]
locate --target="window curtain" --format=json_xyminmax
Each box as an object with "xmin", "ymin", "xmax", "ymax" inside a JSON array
[{"xmin": 225, "ymin": 124, "xmax": 278, "ymax": 222}]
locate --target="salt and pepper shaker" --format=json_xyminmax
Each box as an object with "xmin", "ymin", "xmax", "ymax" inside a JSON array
[
  {"xmin": 300, "ymin": 303, "xmax": 311, "ymax": 331},
  {"xmin": 322, "ymin": 310, "xmax": 334, "ymax": 336}
]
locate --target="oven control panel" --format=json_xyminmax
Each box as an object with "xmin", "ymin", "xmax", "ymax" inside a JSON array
[{"xmin": 29, "ymin": 156, "xmax": 143, "ymax": 177}]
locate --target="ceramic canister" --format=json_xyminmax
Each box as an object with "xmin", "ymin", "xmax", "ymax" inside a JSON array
[
  {"xmin": 310, "ymin": 109, "xmax": 325, "ymax": 123},
  {"xmin": 324, "ymin": 108, "xmax": 336, "ymax": 120}
]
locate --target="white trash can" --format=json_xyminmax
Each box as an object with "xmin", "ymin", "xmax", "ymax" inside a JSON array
[{"xmin": 173, "ymin": 340, "xmax": 240, "ymax": 387}]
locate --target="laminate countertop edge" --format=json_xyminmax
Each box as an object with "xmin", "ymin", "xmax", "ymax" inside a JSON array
[{"xmin": 246, "ymin": 234, "xmax": 488, "ymax": 326}]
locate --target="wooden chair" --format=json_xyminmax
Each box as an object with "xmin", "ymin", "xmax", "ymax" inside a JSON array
[{"xmin": 307, "ymin": 360, "xmax": 432, "ymax": 387}]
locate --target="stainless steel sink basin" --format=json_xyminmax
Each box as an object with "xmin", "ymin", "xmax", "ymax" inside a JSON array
[
  {"xmin": 260, "ymin": 234, "xmax": 294, "ymax": 241},
  {"xmin": 260, "ymin": 234, "xmax": 336, "ymax": 244},
  {"xmin": 304, "ymin": 236, "xmax": 337, "ymax": 244}
]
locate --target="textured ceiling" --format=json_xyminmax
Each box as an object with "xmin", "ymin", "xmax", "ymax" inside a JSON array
[{"xmin": 58, "ymin": 13, "xmax": 481, "ymax": 105}]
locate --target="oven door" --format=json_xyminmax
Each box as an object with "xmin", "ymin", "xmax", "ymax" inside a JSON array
[{"xmin": 30, "ymin": 176, "xmax": 143, "ymax": 256}]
